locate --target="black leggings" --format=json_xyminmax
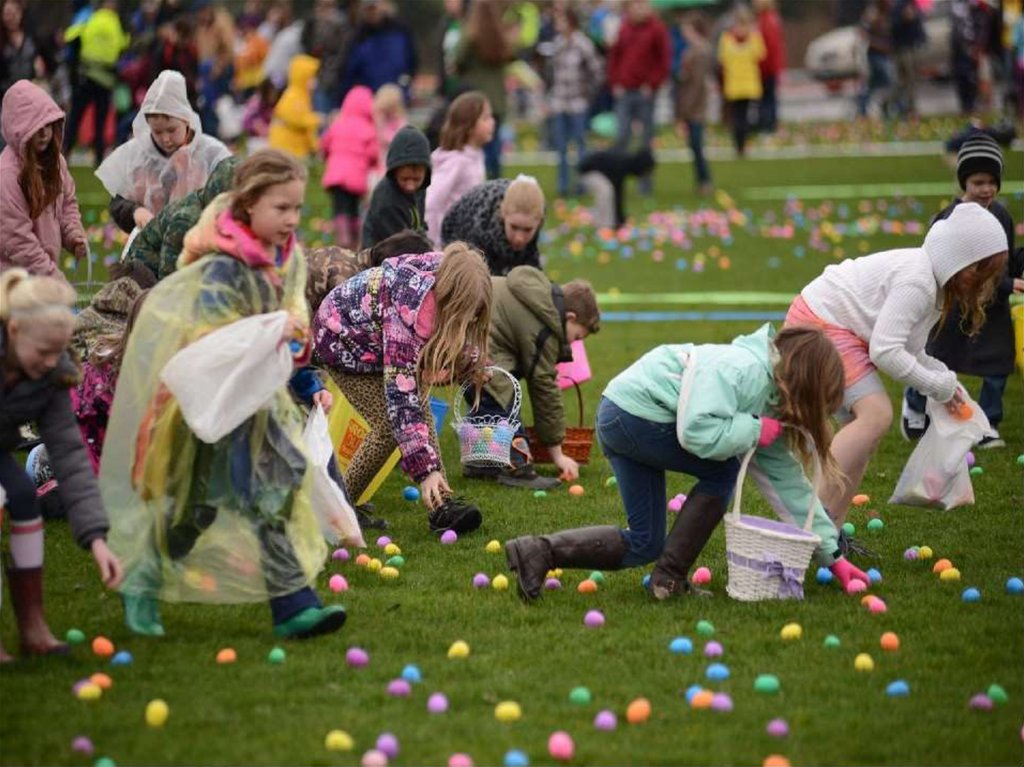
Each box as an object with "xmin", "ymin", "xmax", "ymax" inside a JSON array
[
  {"xmin": 0, "ymin": 451, "xmax": 38, "ymax": 522},
  {"xmin": 329, "ymin": 187, "xmax": 361, "ymax": 218}
]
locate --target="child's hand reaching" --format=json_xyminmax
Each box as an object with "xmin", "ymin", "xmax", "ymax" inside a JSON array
[
  {"xmin": 757, "ymin": 417, "xmax": 783, "ymax": 447},
  {"xmin": 280, "ymin": 314, "xmax": 308, "ymax": 345},
  {"xmin": 830, "ymin": 557, "xmax": 869, "ymax": 592},
  {"xmin": 73, "ymin": 240, "xmax": 88, "ymax": 261},
  {"xmin": 312, "ymin": 389, "xmax": 333, "ymax": 414},
  {"xmin": 551, "ymin": 451, "xmax": 579, "ymax": 482},
  {"xmin": 420, "ymin": 471, "xmax": 451, "ymax": 510},
  {"xmin": 133, "ymin": 207, "xmax": 155, "ymax": 229},
  {"xmin": 90, "ymin": 538, "xmax": 123, "ymax": 589}
]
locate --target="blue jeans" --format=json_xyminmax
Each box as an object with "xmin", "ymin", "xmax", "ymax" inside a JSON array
[
  {"xmin": 613, "ymin": 89, "xmax": 655, "ymax": 194},
  {"xmin": 857, "ymin": 50, "xmax": 893, "ymax": 117},
  {"xmin": 905, "ymin": 376, "xmax": 1007, "ymax": 428},
  {"xmin": 596, "ymin": 398, "xmax": 739, "ymax": 567},
  {"xmin": 686, "ymin": 120, "xmax": 710, "ymax": 185},
  {"xmin": 552, "ymin": 110, "xmax": 588, "ymax": 196},
  {"xmin": 483, "ymin": 113, "xmax": 503, "ymax": 179}
]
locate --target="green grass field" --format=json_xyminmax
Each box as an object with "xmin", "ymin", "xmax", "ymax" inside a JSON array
[{"xmin": 2, "ymin": 142, "xmax": 1023, "ymax": 767}]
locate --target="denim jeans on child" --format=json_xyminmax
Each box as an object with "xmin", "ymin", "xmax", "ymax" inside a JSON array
[
  {"xmin": 552, "ymin": 110, "xmax": 589, "ymax": 196},
  {"xmin": 596, "ymin": 397, "xmax": 739, "ymax": 568},
  {"xmin": 614, "ymin": 89, "xmax": 655, "ymax": 194}
]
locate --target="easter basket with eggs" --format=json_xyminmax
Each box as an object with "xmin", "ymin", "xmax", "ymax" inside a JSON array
[
  {"xmin": 452, "ymin": 366, "xmax": 521, "ymax": 468},
  {"xmin": 724, "ymin": 428, "xmax": 823, "ymax": 602},
  {"xmin": 526, "ymin": 380, "xmax": 593, "ymax": 465}
]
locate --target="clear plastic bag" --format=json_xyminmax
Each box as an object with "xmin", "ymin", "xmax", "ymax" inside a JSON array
[
  {"xmin": 889, "ymin": 393, "xmax": 993, "ymax": 510},
  {"xmin": 302, "ymin": 405, "xmax": 365, "ymax": 548},
  {"xmin": 159, "ymin": 311, "xmax": 294, "ymax": 444}
]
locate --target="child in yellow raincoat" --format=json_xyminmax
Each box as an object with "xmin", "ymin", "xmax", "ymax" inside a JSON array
[{"xmin": 268, "ymin": 55, "xmax": 320, "ymax": 160}]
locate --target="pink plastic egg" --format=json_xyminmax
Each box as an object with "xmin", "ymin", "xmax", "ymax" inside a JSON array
[{"xmin": 547, "ymin": 731, "xmax": 575, "ymax": 762}]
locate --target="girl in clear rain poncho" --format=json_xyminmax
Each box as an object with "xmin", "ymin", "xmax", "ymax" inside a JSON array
[
  {"xmin": 101, "ymin": 150, "xmax": 344, "ymax": 641},
  {"xmin": 95, "ymin": 70, "xmax": 231, "ymax": 235}
]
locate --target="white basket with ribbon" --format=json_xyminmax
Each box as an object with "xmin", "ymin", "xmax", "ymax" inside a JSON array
[
  {"xmin": 724, "ymin": 429, "xmax": 822, "ymax": 601},
  {"xmin": 451, "ymin": 366, "xmax": 521, "ymax": 468}
]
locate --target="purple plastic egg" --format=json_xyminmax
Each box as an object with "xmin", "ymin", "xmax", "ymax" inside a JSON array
[
  {"xmin": 969, "ymin": 694, "xmax": 993, "ymax": 711},
  {"xmin": 71, "ymin": 736, "xmax": 94, "ymax": 755},
  {"xmin": 376, "ymin": 733, "xmax": 399, "ymax": 758},
  {"xmin": 387, "ymin": 679, "xmax": 412, "ymax": 697},
  {"xmin": 376, "ymin": 536, "xmax": 391, "ymax": 548},
  {"xmin": 346, "ymin": 647, "xmax": 370, "ymax": 667},
  {"xmin": 704, "ymin": 641, "xmax": 723, "ymax": 658},
  {"xmin": 903, "ymin": 548, "xmax": 919, "ymax": 561},
  {"xmin": 965, "ymin": 451, "xmax": 975, "ymax": 468},
  {"xmin": 766, "ymin": 718, "xmax": 789, "ymax": 738},
  {"xmin": 440, "ymin": 530, "xmax": 458, "ymax": 545},
  {"xmin": 544, "ymin": 577, "xmax": 562, "ymax": 590},
  {"xmin": 332, "ymin": 548, "xmax": 350, "ymax": 561},
  {"xmin": 427, "ymin": 692, "xmax": 449, "ymax": 714},
  {"xmin": 593, "ymin": 710, "xmax": 618, "ymax": 730},
  {"xmin": 710, "ymin": 693, "xmax": 733, "ymax": 712},
  {"xmin": 584, "ymin": 609, "xmax": 605, "ymax": 628},
  {"xmin": 472, "ymin": 573, "xmax": 490, "ymax": 589}
]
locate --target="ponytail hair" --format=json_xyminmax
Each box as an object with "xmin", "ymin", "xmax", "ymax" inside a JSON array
[
  {"xmin": 417, "ymin": 242, "xmax": 491, "ymax": 394},
  {"xmin": 230, "ymin": 148, "xmax": 307, "ymax": 226},
  {"xmin": 0, "ymin": 269, "xmax": 76, "ymax": 336},
  {"xmin": 772, "ymin": 326, "xmax": 845, "ymax": 487}
]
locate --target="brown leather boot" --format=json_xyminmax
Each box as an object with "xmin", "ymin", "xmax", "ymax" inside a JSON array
[
  {"xmin": 6, "ymin": 566, "xmax": 69, "ymax": 656},
  {"xmin": 649, "ymin": 494, "xmax": 726, "ymax": 600},
  {"xmin": 506, "ymin": 525, "xmax": 627, "ymax": 601}
]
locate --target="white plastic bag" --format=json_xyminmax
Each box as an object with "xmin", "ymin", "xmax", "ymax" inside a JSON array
[
  {"xmin": 889, "ymin": 393, "xmax": 993, "ymax": 510},
  {"xmin": 160, "ymin": 311, "xmax": 294, "ymax": 444},
  {"xmin": 302, "ymin": 405, "xmax": 366, "ymax": 548}
]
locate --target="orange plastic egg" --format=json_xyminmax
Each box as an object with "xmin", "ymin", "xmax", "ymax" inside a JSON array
[{"xmin": 626, "ymin": 697, "xmax": 652, "ymax": 723}]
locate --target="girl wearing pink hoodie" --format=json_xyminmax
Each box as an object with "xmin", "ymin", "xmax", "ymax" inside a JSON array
[
  {"xmin": 425, "ymin": 91, "xmax": 494, "ymax": 247},
  {"xmin": 320, "ymin": 85, "xmax": 379, "ymax": 250},
  {"xmin": 0, "ymin": 80, "xmax": 88, "ymax": 281}
]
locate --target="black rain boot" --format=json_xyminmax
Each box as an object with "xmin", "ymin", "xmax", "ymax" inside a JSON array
[
  {"xmin": 505, "ymin": 526, "xmax": 627, "ymax": 601},
  {"xmin": 649, "ymin": 494, "xmax": 727, "ymax": 600}
]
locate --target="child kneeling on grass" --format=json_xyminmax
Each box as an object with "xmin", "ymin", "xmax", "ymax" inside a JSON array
[
  {"xmin": 0, "ymin": 270, "xmax": 122, "ymax": 661},
  {"xmin": 102, "ymin": 150, "xmax": 344, "ymax": 640},
  {"xmin": 465, "ymin": 267, "xmax": 599, "ymax": 490},
  {"xmin": 313, "ymin": 243, "xmax": 492, "ymax": 535},
  {"xmin": 506, "ymin": 324, "xmax": 869, "ymax": 601}
]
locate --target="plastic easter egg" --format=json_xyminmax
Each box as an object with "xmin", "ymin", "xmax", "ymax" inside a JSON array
[
  {"xmin": 90, "ymin": 673, "xmax": 112, "ymax": 690},
  {"xmin": 918, "ymin": 545, "xmax": 933, "ymax": 559},
  {"xmin": 346, "ymin": 647, "xmax": 370, "ymax": 667},
  {"xmin": 332, "ymin": 548, "xmax": 350, "ymax": 562},
  {"xmin": 71, "ymin": 736, "xmax": 94, "ymax": 755},
  {"xmin": 852, "ymin": 494, "xmax": 870, "ymax": 506},
  {"xmin": 903, "ymin": 547, "xmax": 919, "ymax": 561},
  {"xmin": 472, "ymin": 573, "xmax": 490, "ymax": 588},
  {"xmin": 766, "ymin": 719, "xmax": 789, "ymax": 738},
  {"xmin": 448, "ymin": 754, "xmax": 473, "ymax": 767},
  {"xmin": 577, "ymin": 579, "xmax": 598, "ymax": 594},
  {"xmin": 427, "ymin": 692, "xmax": 448, "ymax": 713},
  {"xmin": 780, "ymin": 623, "xmax": 802, "ymax": 641},
  {"xmin": 867, "ymin": 596, "xmax": 887, "ymax": 613},
  {"xmin": 986, "ymin": 684, "xmax": 1008, "ymax": 704},
  {"xmin": 110, "ymin": 650, "xmax": 133, "ymax": 666},
  {"xmin": 366, "ymin": 558, "xmax": 383, "ymax": 573},
  {"xmin": 533, "ymin": 490, "xmax": 547, "ymax": 499},
  {"xmin": 145, "ymin": 699, "xmax": 169, "ymax": 727},
  {"xmin": 355, "ymin": 553, "xmax": 372, "ymax": 567},
  {"xmin": 94, "ymin": 758, "xmax": 116, "ymax": 767},
  {"xmin": 962, "ymin": 587, "xmax": 981, "ymax": 602},
  {"xmin": 385, "ymin": 555, "xmax": 405, "ymax": 569},
  {"xmin": 376, "ymin": 733, "xmax": 399, "ymax": 758},
  {"xmin": 968, "ymin": 694, "xmax": 993, "ymax": 711},
  {"xmin": 696, "ymin": 620, "xmax": 715, "ymax": 637},
  {"xmin": 495, "ymin": 700, "xmax": 522, "ymax": 722},
  {"xmin": 823, "ymin": 635, "xmax": 841, "ymax": 648},
  {"xmin": 754, "ymin": 674, "xmax": 781, "ymax": 694},
  {"xmin": 568, "ymin": 484, "xmax": 585, "ymax": 496},
  {"xmin": 440, "ymin": 530, "xmax": 458, "ymax": 545},
  {"xmin": 92, "ymin": 636, "xmax": 114, "ymax": 657},
  {"xmin": 66, "ymin": 628, "xmax": 86, "ymax": 645},
  {"xmin": 690, "ymin": 690, "xmax": 714, "ymax": 709},
  {"xmin": 965, "ymin": 451, "xmax": 975, "ymax": 467},
  {"xmin": 504, "ymin": 749, "xmax": 530, "ymax": 767},
  {"xmin": 880, "ymin": 632, "xmax": 900, "ymax": 651},
  {"xmin": 854, "ymin": 653, "xmax": 874, "ymax": 672},
  {"xmin": 325, "ymin": 730, "xmax": 354, "ymax": 751},
  {"xmin": 329, "ymin": 574, "xmax": 349, "ymax": 592},
  {"xmin": 816, "ymin": 567, "xmax": 833, "ymax": 585},
  {"xmin": 706, "ymin": 663, "xmax": 730, "ymax": 681},
  {"xmin": 569, "ymin": 686, "xmax": 592, "ymax": 705},
  {"xmin": 267, "ymin": 647, "xmax": 286, "ymax": 664},
  {"xmin": 1006, "ymin": 577, "xmax": 1024, "ymax": 594},
  {"xmin": 485, "ymin": 539, "xmax": 502, "ymax": 554},
  {"xmin": 940, "ymin": 567, "xmax": 961, "ymax": 582},
  {"xmin": 932, "ymin": 558, "xmax": 952, "ymax": 573},
  {"xmin": 584, "ymin": 610, "xmax": 605, "ymax": 628},
  {"xmin": 710, "ymin": 693, "xmax": 733, "ymax": 712},
  {"xmin": 77, "ymin": 683, "xmax": 102, "ymax": 701},
  {"xmin": 544, "ymin": 577, "xmax": 562, "ymax": 590},
  {"xmin": 866, "ymin": 568, "xmax": 882, "ymax": 584},
  {"xmin": 384, "ymin": 543, "xmax": 401, "ymax": 556},
  {"xmin": 845, "ymin": 578, "xmax": 867, "ymax": 595},
  {"xmin": 376, "ymin": 536, "xmax": 391, "ymax": 548},
  {"xmin": 626, "ymin": 697, "xmax": 652, "ymax": 723},
  {"xmin": 593, "ymin": 710, "xmax": 617, "ymax": 730},
  {"xmin": 588, "ymin": 571, "xmax": 606, "ymax": 584},
  {"xmin": 886, "ymin": 680, "xmax": 910, "ymax": 697},
  {"xmin": 692, "ymin": 566, "xmax": 712, "ymax": 585},
  {"xmin": 447, "ymin": 640, "xmax": 470, "ymax": 659},
  {"xmin": 604, "ymin": 476, "xmax": 618, "ymax": 488},
  {"xmin": 841, "ymin": 522, "xmax": 856, "ymax": 536},
  {"xmin": 216, "ymin": 648, "xmax": 237, "ymax": 664},
  {"xmin": 402, "ymin": 664, "xmax": 422, "ymax": 684},
  {"xmin": 667, "ymin": 496, "xmax": 684, "ymax": 513},
  {"xmin": 403, "ymin": 486, "xmax": 420, "ymax": 501},
  {"xmin": 704, "ymin": 641, "xmax": 723, "ymax": 658},
  {"xmin": 669, "ymin": 637, "xmax": 693, "ymax": 655},
  {"xmin": 548, "ymin": 731, "xmax": 575, "ymax": 762},
  {"xmin": 492, "ymin": 574, "xmax": 509, "ymax": 591},
  {"xmin": 361, "ymin": 748, "xmax": 389, "ymax": 767},
  {"xmin": 387, "ymin": 679, "xmax": 412, "ymax": 697},
  {"xmin": 866, "ymin": 518, "xmax": 884, "ymax": 532},
  {"xmin": 641, "ymin": 573, "xmax": 651, "ymax": 589},
  {"xmin": 685, "ymin": 685, "xmax": 704, "ymax": 704}
]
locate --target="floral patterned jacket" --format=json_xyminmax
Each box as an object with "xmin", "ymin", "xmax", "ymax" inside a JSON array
[{"xmin": 313, "ymin": 253, "xmax": 442, "ymax": 482}]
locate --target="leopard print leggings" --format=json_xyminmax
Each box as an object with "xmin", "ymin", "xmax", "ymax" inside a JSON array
[{"xmin": 330, "ymin": 372, "xmax": 447, "ymax": 503}]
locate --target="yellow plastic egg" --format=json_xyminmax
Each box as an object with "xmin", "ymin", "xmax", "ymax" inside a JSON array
[
  {"xmin": 367, "ymin": 558, "xmax": 383, "ymax": 573},
  {"xmin": 492, "ymin": 574, "xmax": 509, "ymax": 591},
  {"xmin": 939, "ymin": 567, "xmax": 961, "ymax": 581},
  {"xmin": 780, "ymin": 623, "xmax": 802, "ymax": 641},
  {"xmin": 917, "ymin": 546, "xmax": 933, "ymax": 560},
  {"xmin": 324, "ymin": 729, "xmax": 354, "ymax": 751},
  {"xmin": 384, "ymin": 543, "xmax": 401, "ymax": 556},
  {"xmin": 145, "ymin": 699, "xmax": 169, "ymax": 727},
  {"xmin": 77, "ymin": 683, "xmax": 103, "ymax": 701},
  {"xmin": 494, "ymin": 701, "xmax": 522, "ymax": 722},
  {"xmin": 854, "ymin": 653, "xmax": 874, "ymax": 672},
  {"xmin": 447, "ymin": 640, "xmax": 470, "ymax": 659},
  {"xmin": 485, "ymin": 540, "xmax": 502, "ymax": 554},
  {"xmin": 379, "ymin": 566, "xmax": 400, "ymax": 581}
]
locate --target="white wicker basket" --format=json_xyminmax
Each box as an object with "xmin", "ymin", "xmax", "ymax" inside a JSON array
[
  {"xmin": 724, "ymin": 433, "xmax": 822, "ymax": 602},
  {"xmin": 451, "ymin": 366, "xmax": 521, "ymax": 468}
]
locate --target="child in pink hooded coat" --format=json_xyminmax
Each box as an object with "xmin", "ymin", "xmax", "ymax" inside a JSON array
[
  {"xmin": 321, "ymin": 85, "xmax": 379, "ymax": 249},
  {"xmin": 0, "ymin": 80, "xmax": 87, "ymax": 280}
]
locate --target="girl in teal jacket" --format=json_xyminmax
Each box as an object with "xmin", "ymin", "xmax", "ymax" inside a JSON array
[{"xmin": 506, "ymin": 324, "xmax": 870, "ymax": 601}]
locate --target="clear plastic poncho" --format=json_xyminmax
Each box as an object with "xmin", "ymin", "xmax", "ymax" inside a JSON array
[
  {"xmin": 95, "ymin": 70, "xmax": 232, "ymax": 216},
  {"xmin": 100, "ymin": 212, "xmax": 325, "ymax": 604}
]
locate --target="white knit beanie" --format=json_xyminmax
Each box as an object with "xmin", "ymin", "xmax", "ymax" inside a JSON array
[{"xmin": 923, "ymin": 202, "xmax": 1008, "ymax": 287}]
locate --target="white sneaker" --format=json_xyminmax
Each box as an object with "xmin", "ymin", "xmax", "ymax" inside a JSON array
[
  {"xmin": 976, "ymin": 431, "xmax": 1005, "ymax": 450},
  {"xmin": 899, "ymin": 400, "xmax": 928, "ymax": 441}
]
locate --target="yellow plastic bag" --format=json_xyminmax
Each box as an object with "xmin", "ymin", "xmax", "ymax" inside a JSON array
[
  {"xmin": 1012, "ymin": 303, "xmax": 1023, "ymax": 373},
  {"xmin": 325, "ymin": 379, "xmax": 400, "ymax": 506}
]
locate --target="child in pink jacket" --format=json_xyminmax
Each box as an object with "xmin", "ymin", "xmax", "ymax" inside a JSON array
[
  {"xmin": 0, "ymin": 80, "xmax": 87, "ymax": 281},
  {"xmin": 321, "ymin": 85, "xmax": 379, "ymax": 249},
  {"xmin": 425, "ymin": 91, "xmax": 494, "ymax": 247}
]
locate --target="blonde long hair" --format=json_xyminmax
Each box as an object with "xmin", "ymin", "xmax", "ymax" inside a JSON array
[
  {"xmin": 417, "ymin": 242, "xmax": 492, "ymax": 393},
  {"xmin": 772, "ymin": 326, "xmax": 844, "ymax": 486},
  {"xmin": 0, "ymin": 269, "xmax": 76, "ymax": 336},
  {"xmin": 938, "ymin": 251, "xmax": 1006, "ymax": 339}
]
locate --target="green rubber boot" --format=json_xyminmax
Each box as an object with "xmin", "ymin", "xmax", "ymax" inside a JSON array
[{"xmin": 273, "ymin": 605, "xmax": 347, "ymax": 640}]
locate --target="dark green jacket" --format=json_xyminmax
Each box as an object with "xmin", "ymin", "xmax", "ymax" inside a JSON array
[
  {"xmin": 362, "ymin": 125, "xmax": 431, "ymax": 248},
  {"xmin": 486, "ymin": 266, "xmax": 572, "ymax": 446},
  {"xmin": 125, "ymin": 157, "xmax": 239, "ymax": 281}
]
